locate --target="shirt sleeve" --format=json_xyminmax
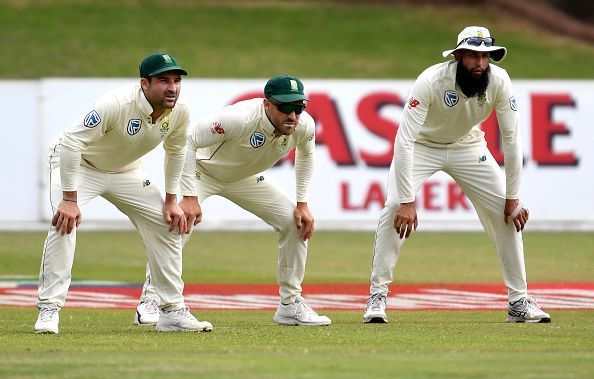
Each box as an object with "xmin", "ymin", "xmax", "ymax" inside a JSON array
[
  {"xmin": 188, "ymin": 109, "xmax": 244, "ymax": 150},
  {"xmin": 179, "ymin": 143, "xmax": 198, "ymax": 197},
  {"xmin": 180, "ymin": 109, "xmax": 244, "ymax": 195},
  {"xmin": 395, "ymin": 76, "xmax": 432, "ymax": 203},
  {"xmin": 495, "ymin": 71, "xmax": 522, "ymax": 199},
  {"xmin": 295, "ymin": 115, "xmax": 316, "ymax": 203},
  {"xmin": 163, "ymin": 105, "xmax": 190, "ymax": 195},
  {"xmin": 59, "ymin": 95, "xmax": 119, "ymax": 191},
  {"xmin": 59, "ymin": 145, "xmax": 82, "ymax": 191}
]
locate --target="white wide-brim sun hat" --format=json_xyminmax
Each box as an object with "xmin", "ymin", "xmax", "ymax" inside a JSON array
[{"xmin": 442, "ymin": 26, "xmax": 507, "ymax": 62}]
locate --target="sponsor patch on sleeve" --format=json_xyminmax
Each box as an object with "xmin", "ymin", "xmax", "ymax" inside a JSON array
[
  {"xmin": 407, "ymin": 97, "xmax": 420, "ymax": 109},
  {"xmin": 83, "ymin": 110, "xmax": 101, "ymax": 128},
  {"xmin": 509, "ymin": 96, "xmax": 518, "ymax": 111},
  {"xmin": 210, "ymin": 121, "xmax": 225, "ymax": 134}
]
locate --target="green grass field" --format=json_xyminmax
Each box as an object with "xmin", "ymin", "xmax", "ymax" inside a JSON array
[
  {"xmin": 1, "ymin": 231, "xmax": 593, "ymax": 378},
  {"xmin": 1, "ymin": 309, "xmax": 593, "ymax": 379},
  {"xmin": 1, "ymin": 1, "xmax": 593, "ymax": 79},
  {"xmin": 2, "ymin": 231, "xmax": 594, "ymax": 284}
]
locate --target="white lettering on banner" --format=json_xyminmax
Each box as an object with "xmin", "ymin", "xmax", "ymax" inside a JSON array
[{"xmin": 1, "ymin": 79, "xmax": 593, "ymax": 230}]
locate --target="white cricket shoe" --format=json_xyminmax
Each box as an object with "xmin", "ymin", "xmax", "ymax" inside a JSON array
[
  {"xmin": 34, "ymin": 304, "xmax": 60, "ymax": 334},
  {"xmin": 134, "ymin": 299, "xmax": 159, "ymax": 326},
  {"xmin": 156, "ymin": 306, "xmax": 213, "ymax": 332},
  {"xmin": 507, "ymin": 297, "xmax": 551, "ymax": 323},
  {"xmin": 363, "ymin": 293, "xmax": 388, "ymax": 323},
  {"xmin": 274, "ymin": 296, "xmax": 331, "ymax": 326}
]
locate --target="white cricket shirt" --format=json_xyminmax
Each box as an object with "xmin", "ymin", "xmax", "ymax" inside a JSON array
[
  {"xmin": 181, "ymin": 98, "xmax": 316, "ymax": 203},
  {"xmin": 54, "ymin": 83, "xmax": 190, "ymax": 194},
  {"xmin": 396, "ymin": 60, "xmax": 522, "ymax": 203}
]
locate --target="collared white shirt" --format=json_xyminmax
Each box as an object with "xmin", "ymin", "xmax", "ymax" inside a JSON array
[
  {"xmin": 181, "ymin": 98, "xmax": 316, "ymax": 202},
  {"xmin": 396, "ymin": 60, "xmax": 521, "ymax": 203},
  {"xmin": 55, "ymin": 83, "xmax": 189, "ymax": 194}
]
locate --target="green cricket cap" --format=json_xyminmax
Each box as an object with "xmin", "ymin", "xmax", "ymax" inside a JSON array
[
  {"xmin": 139, "ymin": 52, "xmax": 187, "ymax": 78},
  {"xmin": 264, "ymin": 75, "xmax": 309, "ymax": 103}
]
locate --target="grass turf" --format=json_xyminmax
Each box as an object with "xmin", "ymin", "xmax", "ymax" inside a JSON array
[
  {"xmin": 1, "ymin": 308, "xmax": 593, "ymax": 379},
  {"xmin": 2, "ymin": 231, "xmax": 593, "ymax": 284},
  {"xmin": 1, "ymin": 231, "xmax": 593, "ymax": 378},
  {"xmin": 1, "ymin": 1, "xmax": 593, "ymax": 79}
]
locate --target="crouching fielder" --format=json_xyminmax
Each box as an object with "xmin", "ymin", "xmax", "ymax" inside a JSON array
[
  {"xmin": 35, "ymin": 52, "xmax": 212, "ymax": 334},
  {"xmin": 364, "ymin": 26, "xmax": 550, "ymax": 324},
  {"xmin": 136, "ymin": 75, "xmax": 331, "ymax": 326}
]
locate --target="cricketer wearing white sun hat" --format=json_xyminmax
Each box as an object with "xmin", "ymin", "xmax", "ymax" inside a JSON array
[{"xmin": 442, "ymin": 25, "xmax": 507, "ymax": 62}]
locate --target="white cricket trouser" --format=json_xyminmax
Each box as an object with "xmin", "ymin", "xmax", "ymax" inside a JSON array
[
  {"xmin": 369, "ymin": 142, "xmax": 528, "ymax": 302},
  {"xmin": 141, "ymin": 171, "xmax": 308, "ymax": 304},
  {"xmin": 38, "ymin": 149, "xmax": 186, "ymax": 309}
]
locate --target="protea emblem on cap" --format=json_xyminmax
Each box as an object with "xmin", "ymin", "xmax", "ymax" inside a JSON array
[
  {"xmin": 162, "ymin": 54, "xmax": 173, "ymax": 63},
  {"xmin": 477, "ymin": 30, "xmax": 484, "ymax": 38},
  {"xmin": 290, "ymin": 80, "xmax": 298, "ymax": 91},
  {"xmin": 444, "ymin": 90, "xmax": 459, "ymax": 107}
]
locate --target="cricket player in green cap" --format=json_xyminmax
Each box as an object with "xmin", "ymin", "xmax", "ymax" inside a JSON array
[{"xmin": 35, "ymin": 52, "xmax": 212, "ymax": 334}]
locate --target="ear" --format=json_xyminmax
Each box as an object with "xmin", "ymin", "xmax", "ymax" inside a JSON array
[
  {"xmin": 263, "ymin": 98, "xmax": 272, "ymax": 111},
  {"xmin": 140, "ymin": 77, "xmax": 150, "ymax": 91}
]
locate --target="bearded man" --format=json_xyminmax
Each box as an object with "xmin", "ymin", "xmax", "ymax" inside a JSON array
[{"xmin": 363, "ymin": 26, "xmax": 551, "ymax": 324}]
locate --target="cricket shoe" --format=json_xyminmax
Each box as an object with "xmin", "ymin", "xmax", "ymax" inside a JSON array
[
  {"xmin": 156, "ymin": 306, "xmax": 213, "ymax": 332},
  {"xmin": 507, "ymin": 297, "xmax": 551, "ymax": 323},
  {"xmin": 363, "ymin": 293, "xmax": 388, "ymax": 323},
  {"xmin": 134, "ymin": 299, "xmax": 159, "ymax": 326},
  {"xmin": 34, "ymin": 304, "xmax": 60, "ymax": 334},
  {"xmin": 274, "ymin": 296, "xmax": 331, "ymax": 326}
]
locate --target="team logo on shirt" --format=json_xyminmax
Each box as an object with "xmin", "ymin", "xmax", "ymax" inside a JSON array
[
  {"xmin": 277, "ymin": 136, "xmax": 288, "ymax": 153},
  {"xmin": 127, "ymin": 119, "xmax": 142, "ymax": 135},
  {"xmin": 250, "ymin": 132, "xmax": 266, "ymax": 148},
  {"xmin": 509, "ymin": 96, "xmax": 518, "ymax": 111},
  {"xmin": 83, "ymin": 110, "xmax": 101, "ymax": 128},
  {"xmin": 159, "ymin": 121, "xmax": 169, "ymax": 137},
  {"xmin": 477, "ymin": 92, "xmax": 487, "ymax": 107},
  {"xmin": 444, "ymin": 90, "xmax": 459, "ymax": 107}
]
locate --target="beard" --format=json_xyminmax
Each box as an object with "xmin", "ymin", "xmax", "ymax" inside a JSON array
[{"xmin": 456, "ymin": 63, "xmax": 490, "ymax": 98}]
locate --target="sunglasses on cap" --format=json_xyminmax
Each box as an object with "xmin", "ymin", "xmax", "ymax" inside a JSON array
[
  {"xmin": 269, "ymin": 99, "xmax": 307, "ymax": 115},
  {"xmin": 457, "ymin": 36, "xmax": 495, "ymax": 47}
]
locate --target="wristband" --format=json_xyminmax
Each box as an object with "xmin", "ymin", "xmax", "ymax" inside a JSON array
[{"xmin": 63, "ymin": 198, "xmax": 77, "ymax": 203}]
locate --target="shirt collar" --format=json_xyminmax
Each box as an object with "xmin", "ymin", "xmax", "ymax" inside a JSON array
[
  {"xmin": 260, "ymin": 100, "xmax": 277, "ymax": 136},
  {"xmin": 136, "ymin": 85, "xmax": 153, "ymax": 117}
]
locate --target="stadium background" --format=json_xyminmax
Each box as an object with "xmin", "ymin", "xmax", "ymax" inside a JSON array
[{"xmin": 0, "ymin": 1, "xmax": 593, "ymax": 378}]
